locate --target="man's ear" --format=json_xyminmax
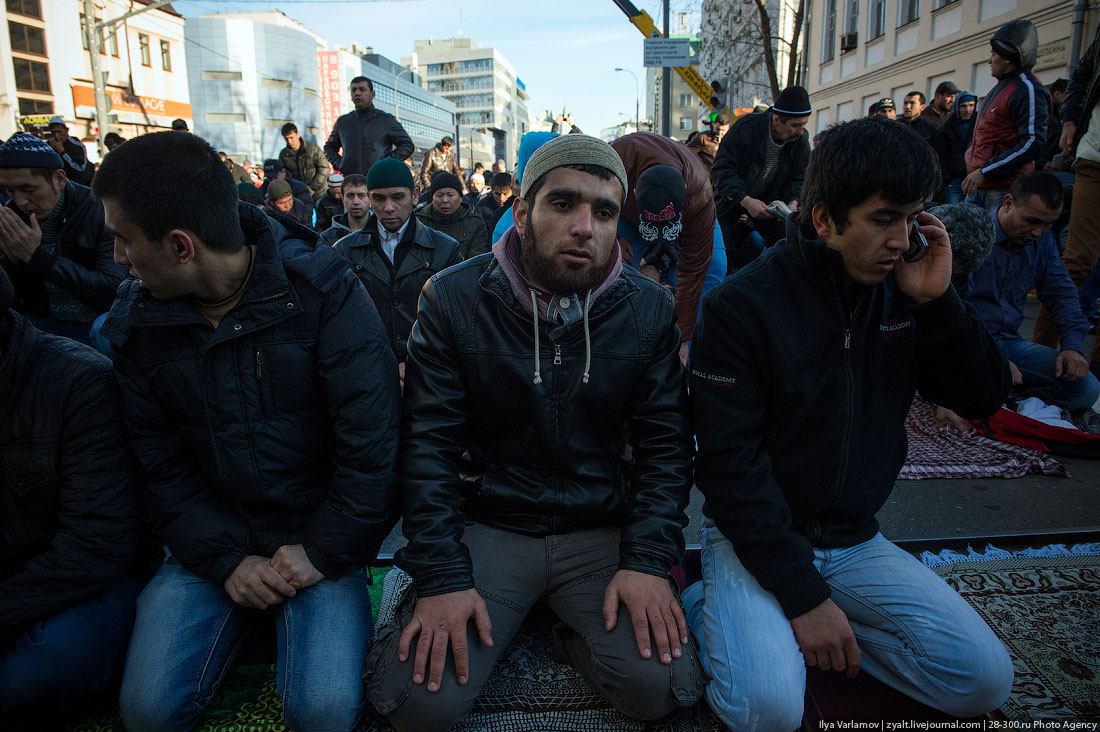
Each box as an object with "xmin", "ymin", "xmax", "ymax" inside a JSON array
[
  {"xmin": 512, "ymin": 197, "xmax": 528, "ymax": 237},
  {"xmin": 167, "ymin": 229, "xmax": 197, "ymax": 265},
  {"xmin": 811, "ymin": 203, "xmax": 833, "ymax": 240}
]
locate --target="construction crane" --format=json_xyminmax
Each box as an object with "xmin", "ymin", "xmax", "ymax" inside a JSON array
[{"xmin": 610, "ymin": 0, "xmax": 724, "ymax": 114}]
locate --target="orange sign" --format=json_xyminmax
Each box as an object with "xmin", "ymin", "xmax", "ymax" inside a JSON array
[{"xmin": 71, "ymin": 83, "xmax": 192, "ymax": 120}]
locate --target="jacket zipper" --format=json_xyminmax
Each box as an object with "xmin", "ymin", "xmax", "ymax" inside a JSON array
[
  {"xmin": 254, "ymin": 349, "xmax": 264, "ymax": 380},
  {"xmin": 833, "ymin": 293, "xmax": 866, "ymax": 514},
  {"xmin": 553, "ymin": 344, "xmax": 562, "ymax": 365}
]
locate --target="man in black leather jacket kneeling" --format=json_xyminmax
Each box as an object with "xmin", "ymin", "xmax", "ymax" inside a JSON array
[{"xmin": 365, "ymin": 134, "xmax": 704, "ymax": 732}]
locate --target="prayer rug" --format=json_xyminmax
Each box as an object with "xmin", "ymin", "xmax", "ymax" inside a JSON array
[
  {"xmin": 922, "ymin": 543, "xmax": 1100, "ymax": 721},
  {"xmin": 901, "ymin": 397, "xmax": 1066, "ymax": 479}
]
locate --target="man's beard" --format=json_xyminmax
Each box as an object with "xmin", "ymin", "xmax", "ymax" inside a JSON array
[{"xmin": 520, "ymin": 212, "xmax": 613, "ymax": 294}]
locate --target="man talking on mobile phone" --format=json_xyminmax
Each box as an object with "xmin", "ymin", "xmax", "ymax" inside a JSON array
[{"xmin": 686, "ymin": 117, "xmax": 1015, "ymax": 729}]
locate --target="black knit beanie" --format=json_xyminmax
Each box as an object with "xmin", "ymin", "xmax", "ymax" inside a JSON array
[{"xmin": 429, "ymin": 172, "xmax": 463, "ymax": 198}]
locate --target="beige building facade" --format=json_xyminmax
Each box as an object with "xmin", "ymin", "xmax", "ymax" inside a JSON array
[
  {"xmin": 0, "ymin": 0, "xmax": 191, "ymax": 157},
  {"xmin": 805, "ymin": 0, "xmax": 1100, "ymax": 134}
]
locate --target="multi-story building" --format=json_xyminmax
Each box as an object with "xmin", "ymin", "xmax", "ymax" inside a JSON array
[
  {"xmin": 317, "ymin": 44, "xmax": 456, "ymax": 168},
  {"xmin": 184, "ymin": 11, "xmax": 324, "ymax": 165},
  {"xmin": 805, "ymin": 0, "xmax": 1099, "ymax": 133},
  {"xmin": 404, "ymin": 38, "xmax": 531, "ymax": 168},
  {"xmin": 700, "ymin": 0, "xmax": 804, "ymax": 109},
  {"xmin": 1, "ymin": 0, "xmax": 191, "ymax": 157}
]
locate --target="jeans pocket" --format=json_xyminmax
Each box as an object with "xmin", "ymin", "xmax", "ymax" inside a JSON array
[{"xmin": 362, "ymin": 578, "xmax": 417, "ymax": 715}]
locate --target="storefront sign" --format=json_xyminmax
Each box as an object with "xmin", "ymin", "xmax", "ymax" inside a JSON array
[
  {"xmin": 317, "ymin": 51, "xmax": 343, "ymax": 145},
  {"xmin": 71, "ymin": 83, "xmax": 191, "ymax": 128}
]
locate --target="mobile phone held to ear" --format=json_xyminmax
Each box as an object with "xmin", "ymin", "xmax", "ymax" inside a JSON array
[{"xmin": 904, "ymin": 223, "xmax": 929, "ymax": 263}]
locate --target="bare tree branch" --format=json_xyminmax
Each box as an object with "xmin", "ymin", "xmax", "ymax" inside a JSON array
[{"xmin": 753, "ymin": 0, "xmax": 782, "ymax": 100}]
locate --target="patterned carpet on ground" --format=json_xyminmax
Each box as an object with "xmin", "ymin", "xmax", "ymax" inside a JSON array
[
  {"xmin": 65, "ymin": 545, "xmax": 1100, "ymax": 730},
  {"xmin": 901, "ymin": 397, "xmax": 1066, "ymax": 479},
  {"xmin": 923, "ymin": 543, "xmax": 1100, "ymax": 722}
]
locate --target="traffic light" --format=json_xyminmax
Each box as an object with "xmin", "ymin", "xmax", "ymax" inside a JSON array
[{"xmin": 709, "ymin": 79, "xmax": 728, "ymax": 110}]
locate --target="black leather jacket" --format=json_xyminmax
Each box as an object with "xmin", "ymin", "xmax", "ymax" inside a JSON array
[
  {"xmin": 1063, "ymin": 24, "xmax": 1100, "ymax": 150},
  {"xmin": 395, "ymin": 252, "xmax": 694, "ymax": 597},
  {"xmin": 323, "ymin": 105, "xmax": 414, "ymax": 176},
  {"xmin": 334, "ymin": 216, "xmax": 462, "ymax": 361}
]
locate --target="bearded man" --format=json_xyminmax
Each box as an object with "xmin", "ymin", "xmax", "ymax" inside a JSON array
[{"xmin": 363, "ymin": 134, "xmax": 704, "ymax": 732}]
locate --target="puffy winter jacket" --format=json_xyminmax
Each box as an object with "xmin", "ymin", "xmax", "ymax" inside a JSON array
[
  {"xmin": 396, "ymin": 251, "xmax": 694, "ymax": 597},
  {"xmin": 1, "ymin": 181, "xmax": 125, "ymax": 319},
  {"xmin": 323, "ymin": 105, "xmax": 414, "ymax": 176},
  {"xmin": 315, "ymin": 193, "xmax": 344, "ymax": 232},
  {"xmin": 416, "ymin": 202, "xmax": 490, "ymax": 259},
  {"xmin": 101, "ymin": 203, "xmax": 401, "ymax": 584},
  {"xmin": 279, "ymin": 140, "xmax": 330, "ymax": 201},
  {"xmin": 612, "ymin": 132, "xmax": 717, "ymax": 343},
  {"xmin": 0, "ymin": 312, "xmax": 139, "ymax": 645},
  {"xmin": 966, "ymin": 20, "xmax": 1050, "ymax": 188},
  {"xmin": 690, "ymin": 217, "xmax": 1011, "ymax": 619},
  {"xmin": 334, "ymin": 215, "xmax": 463, "ymax": 361}
]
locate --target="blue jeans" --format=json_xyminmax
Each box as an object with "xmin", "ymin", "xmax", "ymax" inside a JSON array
[
  {"xmin": 120, "ymin": 556, "xmax": 373, "ymax": 732},
  {"xmin": 684, "ymin": 527, "xmax": 1013, "ymax": 729},
  {"xmin": 944, "ymin": 179, "xmax": 964, "ymax": 204},
  {"xmin": 1080, "ymin": 256, "xmax": 1100, "ymax": 318},
  {"xmin": 1001, "ymin": 337, "xmax": 1100, "ymax": 412},
  {"xmin": 0, "ymin": 576, "xmax": 141, "ymax": 719},
  {"xmin": 966, "ymin": 187, "xmax": 1010, "ymax": 215}
]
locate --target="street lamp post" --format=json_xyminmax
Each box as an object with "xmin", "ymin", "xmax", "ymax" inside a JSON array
[
  {"xmin": 393, "ymin": 68, "xmax": 416, "ymax": 122},
  {"xmin": 614, "ymin": 67, "xmax": 640, "ymax": 133}
]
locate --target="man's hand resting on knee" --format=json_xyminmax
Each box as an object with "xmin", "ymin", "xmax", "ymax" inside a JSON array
[
  {"xmin": 789, "ymin": 598, "xmax": 862, "ymax": 677},
  {"xmin": 398, "ymin": 589, "xmax": 494, "ymax": 693},
  {"xmin": 603, "ymin": 569, "xmax": 688, "ymax": 665},
  {"xmin": 269, "ymin": 544, "xmax": 324, "ymax": 590}
]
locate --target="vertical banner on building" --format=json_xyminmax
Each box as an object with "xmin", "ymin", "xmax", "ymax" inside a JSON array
[{"xmin": 317, "ymin": 51, "xmax": 342, "ymax": 148}]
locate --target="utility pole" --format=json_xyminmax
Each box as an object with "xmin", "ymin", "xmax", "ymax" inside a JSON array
[
  {"xmin": 83, "ymin": 0, "xmax": 111, "ymax": 157},
  {"xmin": 662, "ymin": 0, "xmax": 670, "ymax": 136},
  {"xmin": 83, "ymin": 0, "xmax": 175, "ymax": 157}
]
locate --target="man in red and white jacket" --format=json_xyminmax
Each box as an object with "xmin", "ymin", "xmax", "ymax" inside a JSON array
[{"xmin": 963, "ymin": 19, "xmax": 1051, "ymax": 213}]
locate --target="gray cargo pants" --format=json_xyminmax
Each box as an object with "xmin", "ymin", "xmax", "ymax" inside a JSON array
[{"xmin": 364, "ymin": 522, "xmax": 705, "ymax": 732}]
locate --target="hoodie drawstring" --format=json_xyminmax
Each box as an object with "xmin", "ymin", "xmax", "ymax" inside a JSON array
[
  {"xmin": 530, "ymin": 289, "xmax": 592, "ymax": 386},
  {"xmin": 582, "ymin": 289, "xmax": 592, "ymax": 385},
  {"xmin": 531, "ymin": 289, "xmax": 542, "ymax": 385}
]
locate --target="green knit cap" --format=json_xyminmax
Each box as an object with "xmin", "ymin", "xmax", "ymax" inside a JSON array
[
  {"xmin": 366, "ymin": 157, "xmax": 414, "ymax": 190},
  {"xmin": 520, "ymin": 134, "xmax": 628, "ymax": 201}
]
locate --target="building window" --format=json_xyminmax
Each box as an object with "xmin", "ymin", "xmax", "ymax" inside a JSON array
[
  {"xmin": 679, "ymin": 93, "xmax": 694, "ymax": 107},
  {"xmin": 80, "ymin": 15, "xmax": 107, "ymax": 54},
  {"xmin": 139, "ymin": 33, "xmax": 150, "ymax": 66},
  {"xmin": 304, "ymin": 88, "xmax": 318, "ymax": 97},
  {"xmin": 932, "ymin": 0, "xmax": 956, "ymax": 8},
  {"xmin": 202, "ymin": 70, "xmax": 242, "ymax": 81},
  {"xmin": 9, "ymin": 21, "xmax": 45, "ymax": 55},
  {"xmin": 678, "ymin": 117, "xmax": 694, "ymax": 131},
  {"xmin": 108, "ymin": 26, "xmax": 118, "ymax": 56},
  {"xmin": 5, "ymin": 0, "xmax": 40, "ymax": 19},
  {"xmin": 18, "ymin": 97, "xmax": 52, "ymax": 115},
  {"xmin": 206, "ymin": 112, "xmax": 246, "ymax": 123},
  {"xmin": 13, "ymin": 57, "xmax": 49, "ymax": 93},
  {"xmin": 160, "ymin": 40, "xmax": 171, "ymax": 71},
  {"xmin": 869, "ymin": 0, "xmax": 886, "ymax": 38},
  {"xmin": 261, "ymin": 78, "xmax": 292, "ymax": 89},
  {"xmin": 844, "ymin": 0, "xmax": 860, "ymax": 35},
  {"xmin": 822, "ymin": 0, "xmax": 837, "ymax": 61},
  {"xmin": 898, "ymin": 0, "xmax": 918, "ymax": 25}
]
